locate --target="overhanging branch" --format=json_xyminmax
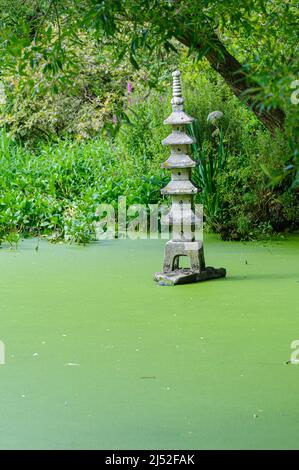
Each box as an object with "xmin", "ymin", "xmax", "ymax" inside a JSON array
[{"xmin": 175, "ymin": 30, "xmax": 285, "ymax": 133}]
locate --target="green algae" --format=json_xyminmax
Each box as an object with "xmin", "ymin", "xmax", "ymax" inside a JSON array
[{"xmin": 0, "ymin": 234, "xmax": 298, "ymax": 449}]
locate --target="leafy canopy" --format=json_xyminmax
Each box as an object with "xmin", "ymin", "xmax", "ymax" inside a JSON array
[{"xmin": 0, "ymin": 0, "xmax": 298, "ymax": 112}]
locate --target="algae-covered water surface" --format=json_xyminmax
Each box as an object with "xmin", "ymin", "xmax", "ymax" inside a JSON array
[{"xmin": 0, "ymin": 235, "xmax": 298, "ymax": 449}]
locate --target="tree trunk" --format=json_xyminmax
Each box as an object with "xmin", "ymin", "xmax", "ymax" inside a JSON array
[{"xmin": 176, "ymin": 31, "xmax": 285, "ymax": 133}]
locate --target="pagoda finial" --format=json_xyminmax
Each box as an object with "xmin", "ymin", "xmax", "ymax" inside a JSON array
[{"xmin": 171, "ymin": 70, "xmax": 184, "ymax": 111}]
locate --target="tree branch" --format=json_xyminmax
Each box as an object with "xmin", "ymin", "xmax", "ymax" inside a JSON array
[{"xmin": 176, "ymin": 30, "xmax": 285, "ymax": 133}]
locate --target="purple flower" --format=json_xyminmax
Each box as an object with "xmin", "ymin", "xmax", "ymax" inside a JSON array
[
  {"xmin": 128, "ymin": 96, "xmax": 135, "ymax": 106},
  {"xmin": 127, "ymin": 81, "xmax": 133, "ymax": 94},
  {"xmin": 112, "ymin": 115, "xmax": 117, "ymax": 125}
]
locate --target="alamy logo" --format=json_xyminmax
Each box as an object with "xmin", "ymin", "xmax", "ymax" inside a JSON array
[
  {"xmin": 289, "ymin": 340, "xmax": 299, "ymax": 364},
  {"xmin": 0, "ymin": 340, "xmax": 5, "ymax": 365},
  {"xmin": 76, "ymin": 197, "xmax": 205, "ymax": 241},
  {"xmin": 290, "ymin": 80, "xmax": 299, "ymax": 105}
]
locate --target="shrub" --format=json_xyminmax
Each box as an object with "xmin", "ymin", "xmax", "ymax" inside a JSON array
[{"xmin": 0, "ymin": 133, "xmax": 166, "ymax": 245}]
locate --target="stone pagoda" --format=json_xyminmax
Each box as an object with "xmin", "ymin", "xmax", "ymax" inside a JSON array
[{"xmin": 154, "ymin": 70, "xmax": 226, "ymax": 285}]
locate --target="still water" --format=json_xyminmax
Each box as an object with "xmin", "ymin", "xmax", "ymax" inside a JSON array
[{"xmin": 0, "ymin": 235, "xmax": 298, "ymax": 449}]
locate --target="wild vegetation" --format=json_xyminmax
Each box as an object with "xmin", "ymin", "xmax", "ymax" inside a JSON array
[{"xmin": 0, "ymin": 1, "xmax": 298, "ymax": 245}]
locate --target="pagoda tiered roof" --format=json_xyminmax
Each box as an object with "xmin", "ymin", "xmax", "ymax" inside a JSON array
[
  {"xmin": 161, "ymin": 153, "xmax": 196, "ymax": 169},
  {"xmin": 162, "ymin": 131, "xmax": 194, "ymax": 146},
  {"xmin": 161, "ymin": 180, "xmax": 198, "ymax": 195},
  {"xmin": 163, "ymin": 111, "xmax": 194, "ymax": 125}
]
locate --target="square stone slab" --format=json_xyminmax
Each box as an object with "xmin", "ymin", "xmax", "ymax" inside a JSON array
[{"xmin": 154, "ymin": 267, "xmax": 226, "ymax": 286}]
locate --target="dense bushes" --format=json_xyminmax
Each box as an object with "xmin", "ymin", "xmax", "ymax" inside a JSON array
[
  {"xmin": 0, "ymin": 40, "xmax": 131, "ymax": 142},
  {"xmin": 0, "ymin": 132, "xmax": 166, "ymax": 245},
  {"xmin": 181, "ymin": 67, "xmax": 298, "ymax": 239},
  {"xmin": 0, "ymin": 56, "xmax": 298, "ymax": 245},
  {"xmin": 214, "ymin": 131, "xmax": 298, "ymax": 240},
  {"xmin": 0, "ymin": 34, "xmax": 175, "ymax": 143},
  {"xmin": 120, "ymin": 68, "xmax": 298, "ymax": 240}
]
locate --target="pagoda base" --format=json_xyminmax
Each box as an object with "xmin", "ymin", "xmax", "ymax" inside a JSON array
[{"xmin": 154, "ymin": 266, "xmax": 226, "ymax": 286}]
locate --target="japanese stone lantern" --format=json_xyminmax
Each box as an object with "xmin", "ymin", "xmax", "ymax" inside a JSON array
[{"xmin": 154, "ymin": 70, "xmax": 226, "ymax": 285}]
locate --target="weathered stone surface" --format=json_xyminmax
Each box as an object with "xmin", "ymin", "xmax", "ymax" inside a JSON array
[
  {"xmin": 162, "ymin": 131, "xmax": 194, "ymax": 146},
  {"xmin": 170, "ymin": 71, "xmax": 185, "ymax": 111},
  {"xmin": 162, "ymin": 240, "xmax": 205, "ymax": 272},
  {"xmin": 155, "ymin": 70, "xmax": 226, "ymax": 286},
  {"xmin": 161, "ymin": 180, "xmax": 198, "ymax": 195},
  {"xmin": 171, "ymin": 168, "xmax": 190, "ymax": 180},
  {"xmin": 164, "ymin": 111, "xmax": 194, "ymax": 125},
  {"xmin": 154, "ymin": 267, "xmax": 226, "ymax": 286},
  {"xmin": 161, "ymin": 207, "xmax": 201, "ymax": 226},
  {"xmin": 161, "ymin": 153, "xmax": 196, "ymax": 169}
]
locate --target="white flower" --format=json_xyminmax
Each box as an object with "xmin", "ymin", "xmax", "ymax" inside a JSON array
[{"xmin": 207, "ymin": 111, "xmax": 223, "ymax": 124}]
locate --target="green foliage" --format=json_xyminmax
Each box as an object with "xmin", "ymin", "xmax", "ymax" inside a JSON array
[
  {"xmin": 0, "ymin": 39, "xmax": 135, "ymax": 142},
  {"xmin": 118, "ymin": 69, "xmax": 298, "ymax": 240},
  {"xmin": 0, "ymin": 43, "xmax": 297, "ymax": 244},
  {"xmin": 178, "ymin": 69, "xmax": 299, "ymax": 240},
  {"xmin": 0, "ymin": 131, "xmax": 165, "ymax": 245},
  {"xmin": 0, "ymin": 0, "xmax": 297, "ymax": 120},
  {"xmin": 118, "ymin": 93, "xmax": 170, "ymax": 168},
  {"xmin": 0, "ymin": 28, "xmax": 176, "ymax": 143},
  {"xmin": 189, "ymin": 121, "xmax": 226, "ymax": 225}
]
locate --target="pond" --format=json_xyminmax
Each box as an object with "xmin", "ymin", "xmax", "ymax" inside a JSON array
[{"xmin": 0, "ymin": 234, "xmax": 298, "ymax": 449}]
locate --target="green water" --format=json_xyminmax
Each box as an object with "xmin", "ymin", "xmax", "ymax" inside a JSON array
[{"xmin": 0, "ymin": 234, "xmax": 298, "ymax": 449}]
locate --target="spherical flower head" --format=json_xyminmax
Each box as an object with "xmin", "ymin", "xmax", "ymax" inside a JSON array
[{"xmin": 207, "ymin": 110, "xmax": 224, "ymax": 124}]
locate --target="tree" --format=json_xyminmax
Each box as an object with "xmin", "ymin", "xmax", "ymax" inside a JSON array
[{"xmin": 0, "ymin": 0, "xmax": 298, "ymax": 133}]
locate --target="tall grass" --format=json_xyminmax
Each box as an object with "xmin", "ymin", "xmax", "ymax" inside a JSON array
[{"xmin": 189, "ymin": 119, "xmax": 226, "ymax": 228}]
